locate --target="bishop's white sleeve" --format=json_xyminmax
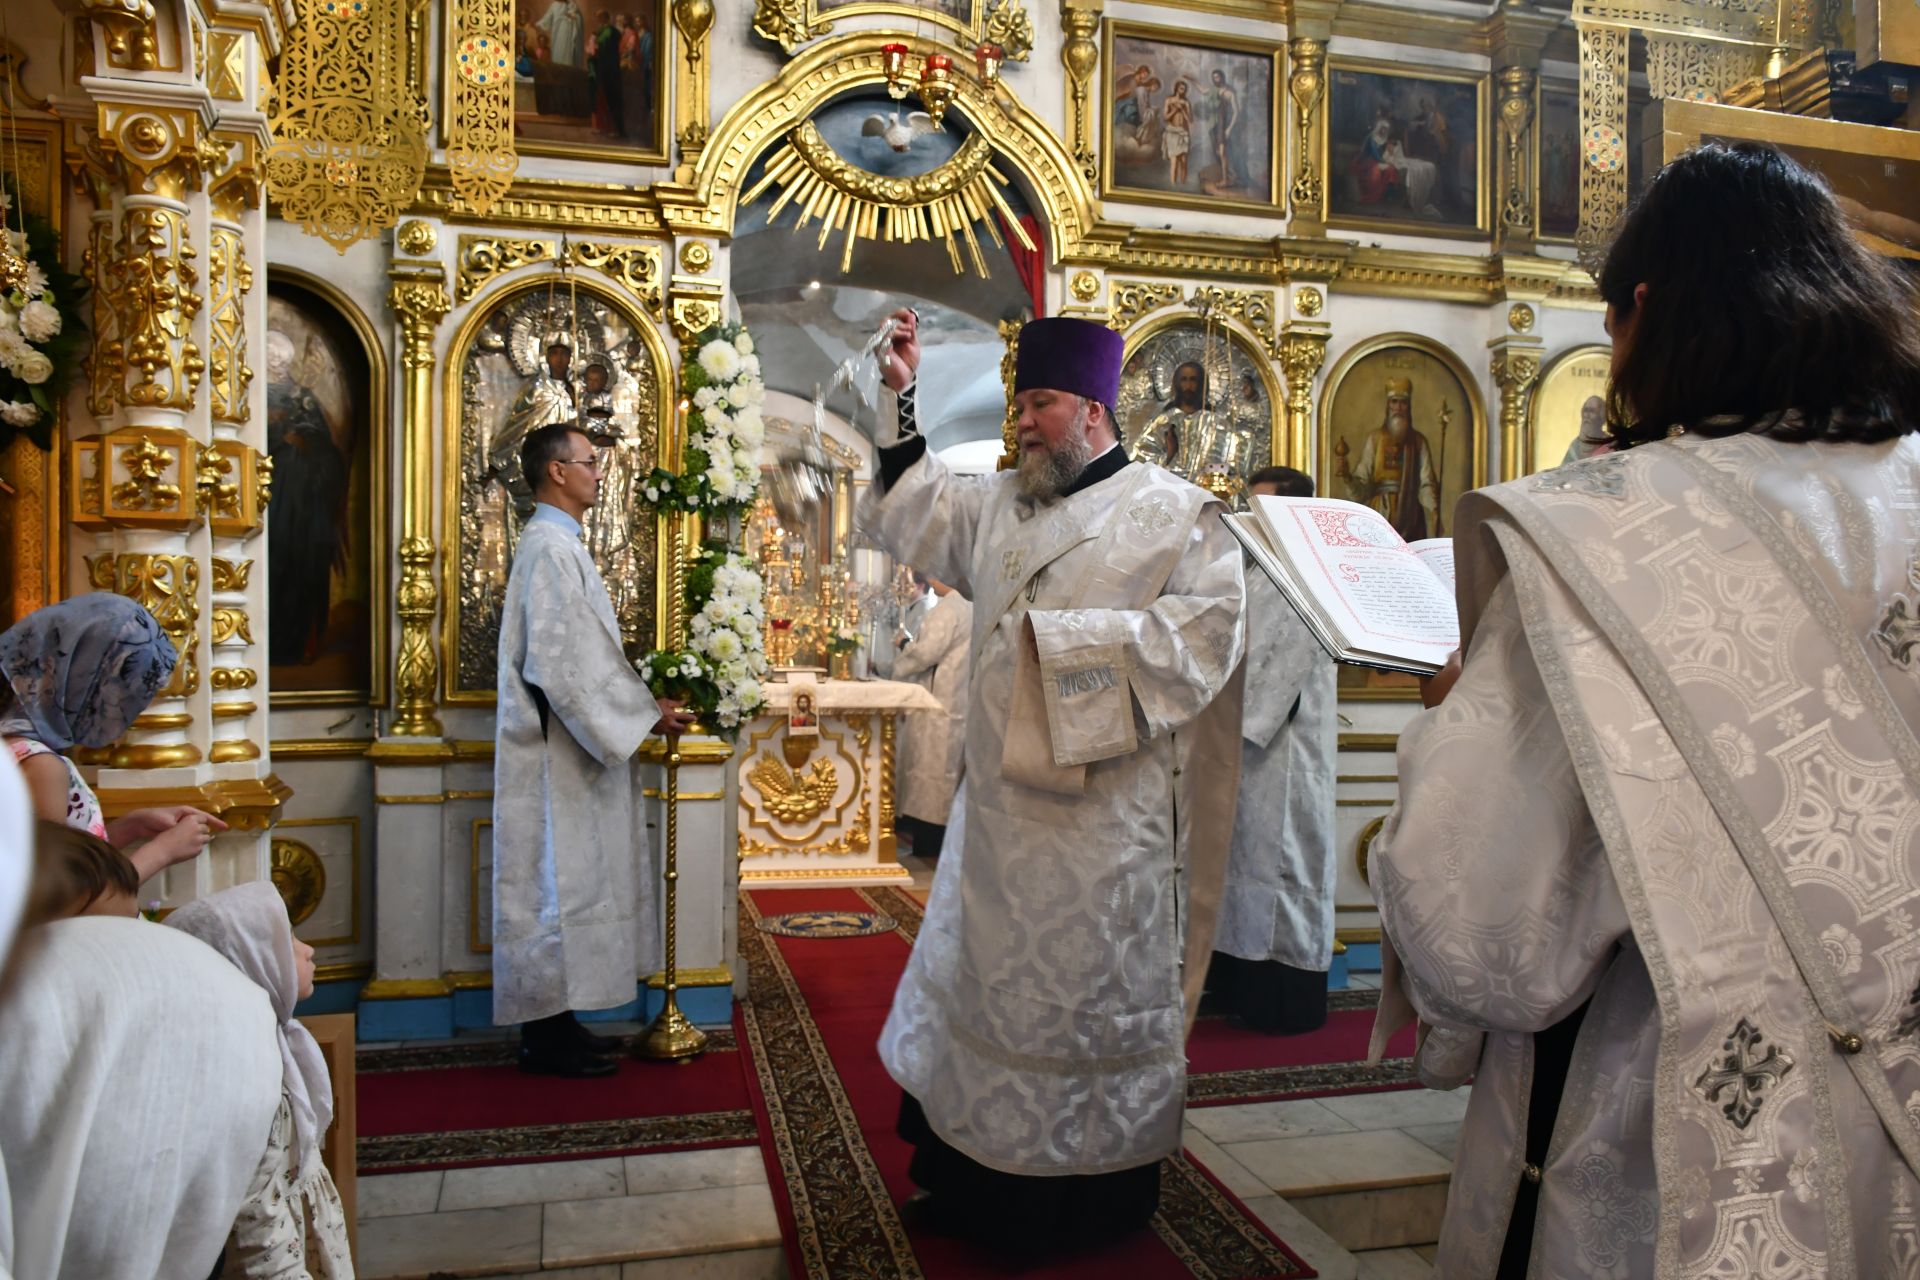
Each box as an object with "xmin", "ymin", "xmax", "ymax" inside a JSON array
[
  {"xmin": 1027, "ymin": 508, "xmax": 1246, "ymax": 761},
  {"xmin": 860, "ymin": 439, "xmax": 993, "ymax": 602},
  {"xmin": 519, "ymin": 544, "xmax": 661, "ymax": 769},
  {"xmin": 1369, "ymin": 574, "xmax": 1629, "ymax": 1037}
]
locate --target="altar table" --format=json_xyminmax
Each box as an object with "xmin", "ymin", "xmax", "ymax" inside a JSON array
[{"xmin": 736, "ymin": 678, "xmax": 941, "ymax": 886}]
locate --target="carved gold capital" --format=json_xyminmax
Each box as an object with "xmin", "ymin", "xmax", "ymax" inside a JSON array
[
  {"xmin": 85, "ymin": 0, "xmax": 160, "ymax": 72},
  {"xmin": 391, "ymin": 535, "xmax": 443, "ymax": 738},
  {"xmin": 1279, "ymin": 321, "xmax": 1331, "ymax": 473},
  {"xmin": 1490, "ymin": 335, "xmax": 1544, "ymax": 483},
  {"xmin": 668, "ymin": 275, "xmax": 726, "ymax": 344},
  {"xmin": 88, "ymin": 552, "xmax": 201, "ymax": 699},
  {"xmin": 387, "ymin": 266, "xmax": 451, "ymax": 370},
  {"xmin": 96, "ymin": 105, "xmax": 216, "ymax": 201}
]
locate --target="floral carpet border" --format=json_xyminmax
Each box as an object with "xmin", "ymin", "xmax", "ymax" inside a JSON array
[
  {"xmin": 355, "ymin": 1109, "xmax": 758, "ymax": 1172},
  {"xmin": 357, "ymin": 1027, "xmax": 739, "ymax": 1073},
  {"xmin": 739, "ymin": 891, "xmax": 926, "ymax": 1279}
]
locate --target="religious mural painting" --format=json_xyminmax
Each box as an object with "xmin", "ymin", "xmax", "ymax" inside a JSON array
[
  {"xmin": 1326, "ymin": 59, "xmax": 1487, "ymax": 237},
  {"xmin": 463, "ymin": 0, "xmax": 669, "ymax": 162},
  {"xmin": 1101, "ymin": 22, "xmax": 1282, "ymax": 215},
  {"xmin": 1527, "ymin": 345, "xmax": 1613, "ymax": 474},
  {"xmin": 1538, "ymin": 82, "xmax": 1648, "ymax": 242},
  {"xmin": 265, "ymin": 277, "xmax": 384, "ymax": 704},
  {"xmin": 1116, "ymin": 320, "xmax": 1278, "ymax": 482},
  {"xmin": 448, "ymin": 281, "xmax": 665, "ymax": 700},
  {"xmin": 1319, "ymin": 334, "xmax": 1484, "ymax": 697}
]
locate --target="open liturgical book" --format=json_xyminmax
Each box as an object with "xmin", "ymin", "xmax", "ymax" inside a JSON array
[{"xmin": 1223, "ymin": 496, "xmax": 1460, "ymax": 676}]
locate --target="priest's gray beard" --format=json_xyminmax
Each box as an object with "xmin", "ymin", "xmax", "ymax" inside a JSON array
[{"xmin": 1016, "ymin": 400, "xmax": 1096, "ymax": 503}]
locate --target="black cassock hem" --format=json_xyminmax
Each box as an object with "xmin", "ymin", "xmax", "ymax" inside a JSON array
[
  {"xmin": 1205, "ymin": 951, "xmax": 1330, "ymax": 1034},
  {"xmin": 896, "ymin": 1091, "xmax": 1161, "ymax": 1256}
]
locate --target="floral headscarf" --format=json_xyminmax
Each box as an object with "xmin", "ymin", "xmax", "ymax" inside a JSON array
[{"xmin": 0, "ymin": 594, "xmax": 177, "ymax": 750}]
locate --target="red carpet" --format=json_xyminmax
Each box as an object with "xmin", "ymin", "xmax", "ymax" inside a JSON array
[
  {"xmin": 739, "ymin": 887, "xmax": 1321, "ymax": 1280},
  {"xmin": 355, "ymin": 1029, "xmax": 756, "ymax": 1172}
]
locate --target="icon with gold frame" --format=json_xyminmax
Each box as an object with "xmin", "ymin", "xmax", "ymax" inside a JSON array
[
  {"xmin": 443, "ymin": 0, "xmax": 671, "ymax": 166},
  {"xmin": 1526, "ymin": 345, "xmax": 1612, "ymax": 476},
  {"xmin": 1318, "ymin": 333, "xmax": 1485, "ymax": 699},
  {"xmin": 1101, "ymin": 20, "xmax": 1283, "ymax": 216},
  {"xmin": 1324, "ymin": 56, "xmax": 1488, "ymax": 239}
]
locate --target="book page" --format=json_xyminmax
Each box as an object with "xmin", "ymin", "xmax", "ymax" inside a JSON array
[
  {"xmin": 1252, "ymin": 497, "xmax": 1459, "ymax": 667},
  {"xmin": 1409, "ymin": 539, "xmax": 1456, "ymax": 594}
]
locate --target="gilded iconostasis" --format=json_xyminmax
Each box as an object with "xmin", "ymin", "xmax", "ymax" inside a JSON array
[{"xmin": 6, "ymin": 0, "xmax": 1909, "ymax": 999}]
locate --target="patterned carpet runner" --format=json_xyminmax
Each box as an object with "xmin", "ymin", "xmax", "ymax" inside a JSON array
[{"xmin": 739, "ymin": 886, "xmax": 1322, "ymax": 1280}]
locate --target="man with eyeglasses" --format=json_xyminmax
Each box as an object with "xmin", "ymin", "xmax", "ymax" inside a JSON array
[{"xmin": 492, "ymin": 421, "xmax": 695, "ymax": 1077}]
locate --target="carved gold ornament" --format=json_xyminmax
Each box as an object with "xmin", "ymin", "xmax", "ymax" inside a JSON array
[
  {"xmin": 753, "ymin": 0, "xmax": 822, "ymax": 53},
  {"xmin": 1508, "ymin": 303, "xmax": 1536, "ymax": 332},
  {"xmin": 983, "ymin": 0, "xmax": 1035, "ymax": 63},
  {"xmin": 1069, "ymin": 271, "xmax": 1100, "ymax": 302},
  {"xmin": 749, "ymin": 752, "xmax": 840, "ymax": 824},
  {"xmin": 270, "ymin": 838, "xmax": 328, "ymax": 926},
  {"xmin": 267, "ymin": 0, "xmax": 429, "ymax": 253},
  {"xmin": 107, "ymin": 206, "xmax": 205, "ymax": 410},
  {"xmin": 1287, "ymin": 37, "xmax": 1327, "ymax": 217},
  {"xmin": 679, "ymin": 241, "xmax": 714, "ymax": 274},
  {"xmin": 1294, "ymin": 286, "xmax": 1324, "ymax": 317},
  {"xmin": 757, "ymin": 0, "xmax": 1032, "ymax": 61},
  {"xmin": 741, "ymin": 121, "xmax": 1034, "ymax": 277},
  {"xmin": 447, "ymin": 0, "xmax": 517, "ymax": 215},
  {"xmin": 1061, "ymin": 4, "xmax": 1100, "ymax": 182},
  {"xmin": 1575, "ymin": 23, "xmax": 1630, "ymax": 272},
  {"xmin": 397, "ymin": 220, "xmax": 438, "ymax": 256},
  {"xmin": 1496, "ymin": 66, "xmax": 1536, "ymax": 235},
  {"xmin": 206, "ymin": 223, "xmax": 253, "ymax": 425}
]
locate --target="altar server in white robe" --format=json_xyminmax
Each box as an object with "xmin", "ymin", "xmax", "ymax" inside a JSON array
[
  {"xmin": 493, "ymin": 422, "xmax": 692, "ymax": 1078},
  {"xmin": 862, "ymin": 310, "xmax": 1246, "ymax": 1257},
  {"xmin": 1211, "ymin": 464, "xmax": 1339, "ymax": 1034},
  {"xmin": 893, "ymin": 577, "xmax": 971, "ymax": 858},
  {"xmin": 1370, "ymin": 142, "xmax": 1920, "ymax": 1279}
]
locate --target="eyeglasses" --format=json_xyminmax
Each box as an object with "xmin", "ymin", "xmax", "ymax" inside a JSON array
[{"xmin": 556, "ymin": 456, "xmax": 602, "ymax": 472}]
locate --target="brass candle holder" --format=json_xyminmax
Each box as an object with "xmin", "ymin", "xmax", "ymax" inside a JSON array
[{"xmin": 635, "ymin": 732, "xmax": 709, "ymax": 1061}]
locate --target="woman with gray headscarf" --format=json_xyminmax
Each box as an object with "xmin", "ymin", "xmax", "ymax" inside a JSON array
[
  {"xmin": 0, "ymin": 594, "xmax": 227, "ymax": 882},
  {"xmin": 167, "ymin": 883, "xmax": 353, "ymax": 1278}
]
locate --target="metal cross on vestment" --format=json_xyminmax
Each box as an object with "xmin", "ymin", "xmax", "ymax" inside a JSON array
[
  {"xmin": 1874, "ymin": 594, "xmax": 1920, "ymax": 670},
  {"xmin": 1896, "ymin": 981, "xmax": 1920, "ymax": 1041},
  {"xmin": 1694, "ymin": 1017, "xmax": 1795, "ymax": 1130}
]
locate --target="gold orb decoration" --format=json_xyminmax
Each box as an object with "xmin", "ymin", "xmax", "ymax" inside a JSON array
[
  {"xmin": 1069, "ymin": 271, "xmax": 1100, "ymax": 303},
  {"xmin": 679, "ymin": 241, "xmax": 713, "ymax": 274},
  {"xmin": 1508, "ymin": 303, "xmax": 1536, "ymax": 333},
  {"xmin": 396, "ymin": 220, "xmax": 438, "ymax": 256},
  {"xmin": 1294, "ymin": 286, "xmax": 1324, "ymax": 317},
  {"xmin": 270, "ymin": 837, "xmax": 327, "ymax": 927}
]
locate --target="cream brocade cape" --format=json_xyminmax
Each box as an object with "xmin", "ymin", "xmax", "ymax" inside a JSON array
[
  {"xmin": 863, "ymin": 448, "xmax": 1246, "ymax": 1177},
  {"xmin": 1373, "ymin": 432, "xmax": 1920, "ymax": 1278}
]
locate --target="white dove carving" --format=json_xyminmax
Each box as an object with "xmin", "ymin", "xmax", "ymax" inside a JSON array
[{"xmin": 862, "ymin": 109, "xmax": 937, "ymax": 153}]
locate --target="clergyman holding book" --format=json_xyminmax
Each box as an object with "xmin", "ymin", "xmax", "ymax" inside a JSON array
[{"xmin": 1340, "ymin": 376, "xmax": 1441, "ymax": 541}]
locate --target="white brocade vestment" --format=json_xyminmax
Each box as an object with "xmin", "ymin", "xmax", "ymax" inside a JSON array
[
  {"xmin": 1216, "ymin": 568, "xmax": 1339, "ymax": 970},
  {"xmin": 862, "ymin": 442, "xmax": 1246, "ymax": 1176},
  {"xmin": 1372, "ymin": 433, "xmax": 1920, "ymax": 1278},
  {"xmin": 894, "ymin": 590, "xmax": 973, "ymax": 827},
  {"xmin": 492, "ymin": 504, "xmax": 663, "ymax": 1026}
]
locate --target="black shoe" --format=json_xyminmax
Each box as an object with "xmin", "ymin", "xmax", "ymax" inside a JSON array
[
  {"xmin": 518, "ymin": 1039, "xmax": 619, "ymax": 1078},
  {"xmin": 897, "ymin": 1191, "xmax": 959, "ymax": 1236},
  {"xmin": 567, "ymin": 1018, "xmax": 624, "ymax": 1054}
]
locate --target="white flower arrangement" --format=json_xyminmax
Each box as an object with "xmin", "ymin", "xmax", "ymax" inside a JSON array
[
  {"xmin": 642, "ymin": 319, "xmax": 767, "ymax": 517},
  {"xmin": 635, "ymin": 544, "xmax": 769, "ymax": 736},
  {"xmin": 0, "ymin": 188, "xmax": 86, "ymax": 448}
]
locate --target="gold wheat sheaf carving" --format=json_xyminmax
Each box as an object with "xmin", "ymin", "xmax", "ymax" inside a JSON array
[
  {"xmin": 741, "ymin": 121, "xmax": 1035, "ymax": 277},
  {"xmin": 750, "ymin": 753, "xmax": 839, "ymax": 824}
]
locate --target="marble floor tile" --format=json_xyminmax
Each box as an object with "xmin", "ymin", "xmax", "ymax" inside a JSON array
[
  {"xmin": 439, "ymin": 1157, "xmax": 627, "ymax": 1212},
  {"xmin": 1238, "ymin": 1194, "xmax": 1358, "ymax": 1280},
  {"xmin": 1413, "ymin": 1243, "xmax": 1439, "ymax": 1263},
  {"xmin": 543, "ymin": 1182, "xmax": 781, "ymax": 1268},
  {"xmin": 1230, "ymin": 1129, "xmax": 1452, "ymax": 1197},
  {"xmin": 356, "ymin": 1204, "xmax": 543, "ymax": 1279},
  {"xmin": 623, "ymin": 1247, "xmax": 788, "ymax": 1278},
  {"xmin": 1292, "ymin": 1184, "xmax": 1450, "ymax": 1253},
  {"xmin": 623, "ymin": 1146, "xmax": 767, "ymax": 1196},
  {"xmin": 1401, "ymin": 1122, "xmax": 1462, "ymax": 1163},
  {"xmin": 357, "ymin": 1170, "xmax": 444, "ymax": 1219},
  {"xmin": 1317, "ymin": 1088, "xmax": 1471, "ymax": 1132},
  {"xmin": 1355, "ymin": 1246, "xmax": 1436, "ymax": 1278},
  {"xmin": 1187, "ymin": 1098, "xmax": 1356, "ymax": 1145},
  {"xmin": 1182, "ymin": 1128, "xmax": 1271, "ymax": 1200}
]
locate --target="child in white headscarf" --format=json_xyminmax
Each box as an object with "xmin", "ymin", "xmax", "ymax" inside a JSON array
[{"xmin": 166, "ymin": 883, "xmax": 354, "ymax": 1278}]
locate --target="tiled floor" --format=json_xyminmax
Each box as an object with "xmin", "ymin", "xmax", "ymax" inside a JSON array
[{"xmin": 357, "ymin": 1147, "xmax": 784, "ymax": 1280}]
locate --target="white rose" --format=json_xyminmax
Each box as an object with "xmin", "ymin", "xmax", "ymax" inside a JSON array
[
  {"xmin": 0, "ymin": 400, "xmax": 40, "ymax": 427},
  {"xmin": 690, "ymin": 614, "xmax": 712, "ymax": 638},
  {"xmin": 697, "ymin": 339, "xmax": 741, "ymax": 382},
  {"xmin": 734, "ymin": 331, "xmax": 754, "ymax": 356},
  {"xmin": 739, "ymin": 353, "xmax": 761, "ymax": 380},
  {"xmin": 19, "ymin": 300, "xmax": 59, "ymax": 344},
  {"xmin": 15, "ymin": 349, "xmax": 53, "ymax": 385},
  {"xmin": 733, "ymin": 446, "xmax": 757, "ymax": 474},
  {"xmin": 693, "ymin": 386, "xmax": 720, "ymax": 410}
]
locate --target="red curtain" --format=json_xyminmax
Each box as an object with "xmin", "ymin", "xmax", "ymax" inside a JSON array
[{"xmin": 999, "ymin": 213, "xmax": 1046, "ymax": 318}]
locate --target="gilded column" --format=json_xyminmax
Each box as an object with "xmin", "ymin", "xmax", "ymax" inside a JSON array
[
  {"xmin": 1495, "ymin": 66, "xmax": 1537, "ymax": 249},
  {"xmin": 1060, "ymin": 1, "xmax": 1101, "ymax": 184},
  {"xmin": 385, "ymin": 262, "xmax": 451, "ymax": 737},
  {"xmin": 671, "ymin": 0, "xmax": 715, "ymax": 176},
  {"xmin": 1278, "ymin": 320, "xmax": 1330, "ymax": 475},
  {"xmin": 1286, "ymin": 37, "xmax": 1328, "ymax": 233},
  {"xmin": 1490, "ymin": 334, "xmax": 1545, "ymax": 481}
]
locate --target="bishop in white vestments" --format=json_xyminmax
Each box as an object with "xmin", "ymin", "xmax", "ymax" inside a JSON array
[
  {"xmin": 493, "ymin": 422, "xmax": 690, "ymax": 1077},
  {"xmin": 861, "ymin": 312, "xmax": 1246, "ymax": 1256},
  {"xmin": 1211, "ymin": 465, "xmax": 1339, "ymax": 1033}
]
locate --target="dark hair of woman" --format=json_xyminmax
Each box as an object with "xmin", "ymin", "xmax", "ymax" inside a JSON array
[{"xmin": 1598, "ymin": 140, "xmax": 1920, "ymax": 447}]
